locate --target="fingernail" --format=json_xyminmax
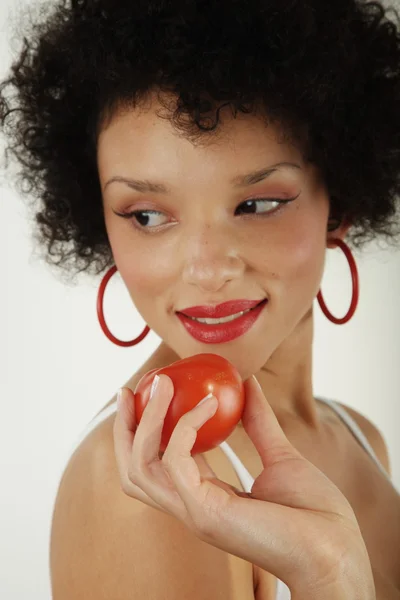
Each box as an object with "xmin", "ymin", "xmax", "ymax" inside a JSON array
[
  {"xmin": 252, "ymin": 375, "xmax": 262, "ymax": 390},
  {"xmin": 150, "ymin": 374, "xmax": 160, "ymax": 400},
  {"xmin": 117, "ymin": 388, "xmax": 123, "ymax": 411},
  {"xmin": 197, "ymin": 392, "xmax": 214, "ymax": 406}
]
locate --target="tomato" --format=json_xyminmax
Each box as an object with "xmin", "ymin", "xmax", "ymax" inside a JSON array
[{"xmin": 133, "ymin": 353, "xmax": 245, "ymax": 455}]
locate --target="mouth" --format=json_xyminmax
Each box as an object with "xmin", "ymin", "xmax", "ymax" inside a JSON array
[
  {"xmin": 176, "ymin": 299, "xmax": 268, "ymax": 344},
  {"xmin": 180, "ymin": 299, "xmax": 267, "ymax": 325}
]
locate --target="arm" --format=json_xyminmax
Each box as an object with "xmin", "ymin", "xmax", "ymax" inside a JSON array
[
  {"xmin": 288, "ymin": 550, "xmax": 377, "ymax": 600},
  {"xmin": 293, "ymin": 565, "xmax": 399, "ymax": 600}
]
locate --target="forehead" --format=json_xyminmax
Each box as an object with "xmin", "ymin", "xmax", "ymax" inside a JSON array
[{"xmin": 97, "ymin": 93, "xmax": 300, "ymax": 165}]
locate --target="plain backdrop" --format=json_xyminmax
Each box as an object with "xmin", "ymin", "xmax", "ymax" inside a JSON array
[{"xmin": 1, "ymin": 1, "xmax": 400, "ymax": 598}]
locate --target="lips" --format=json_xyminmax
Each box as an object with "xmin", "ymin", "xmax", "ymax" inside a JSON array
[
  {"xmin": 177, "ymin": 299, "xmax": 266, "ymax": 319},
  {"xmin": 176, "ymin": 299, "xmax": 268, "ymax": 344}
]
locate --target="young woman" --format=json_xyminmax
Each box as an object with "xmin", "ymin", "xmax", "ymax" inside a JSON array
[{"xmin": 1, "ymin": 1, "xmax": 400, "ymax": 598}]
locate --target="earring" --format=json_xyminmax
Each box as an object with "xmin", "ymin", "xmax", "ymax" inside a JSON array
[
  {"xmin": 317, "ymin": 237, "xmax": 359, "ymax": 324},
  {"xmin": 96, "ymin": 265, "xmax": 150, "ymax": 347}
]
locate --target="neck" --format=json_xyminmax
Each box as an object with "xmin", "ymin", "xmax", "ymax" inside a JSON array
[{"xmin": 252, "ymin": 306, "xmax": 319, "ymax": 429}]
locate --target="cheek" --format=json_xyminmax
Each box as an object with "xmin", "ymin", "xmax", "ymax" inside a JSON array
[
  {"xmin": 113, "ymin": 242, "xmax": 172, "ymax": 298},
  {"xmin": 291, "ymin": 242, "xmax": 324, "ymax": 303},
  {"xmin": 263, "ymin": 209, "xmax": 326, "ymax": 296}
]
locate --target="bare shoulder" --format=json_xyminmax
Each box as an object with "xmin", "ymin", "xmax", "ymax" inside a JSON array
[
  {"xmin": 335, "ymin": 401, "xmax": 391, "ymax": 477},
  {"xmin": 50, "ymin": 412, "xmax": 252, "ymax": 600}
]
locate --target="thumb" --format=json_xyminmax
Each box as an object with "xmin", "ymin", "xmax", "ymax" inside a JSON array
[{"xmin": 241, "ymin": 375, "xmax": 301, "ymax": 468}]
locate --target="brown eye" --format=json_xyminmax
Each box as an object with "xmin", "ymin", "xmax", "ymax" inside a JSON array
[
  {"xmin": 113, "ymin": 208, "xmax": 168, "ymax": 229},
  {"xmin": 235, "ymin": 196, "xmax": 298, "ymax": 216}
]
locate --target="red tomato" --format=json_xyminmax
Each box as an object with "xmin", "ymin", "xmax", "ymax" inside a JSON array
[{"xmin": 133, "ymin": 353, "xmax": 245, "ymax": 455}]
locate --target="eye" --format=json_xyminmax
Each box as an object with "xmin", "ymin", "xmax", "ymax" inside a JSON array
[
  {"xmin": 124, "ymin": 209, "xmax": 167, "ymax": 229},
  {"xmin": 234, "ymin": 197, "xmax": 293, "ymax": 216},
  {"xmin": 113, "ymin": 195, "xmax": 299, "ymax": 232}
]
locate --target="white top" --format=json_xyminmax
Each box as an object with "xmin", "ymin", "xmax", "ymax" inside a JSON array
[{"xmin": 64, "ymin": 395, "xmax": 393, "ymax": 600}]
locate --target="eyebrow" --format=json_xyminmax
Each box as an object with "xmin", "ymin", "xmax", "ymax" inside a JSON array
[{"xmin": 103, "ymin": 161, "xmax": 302, "ymax": 194}]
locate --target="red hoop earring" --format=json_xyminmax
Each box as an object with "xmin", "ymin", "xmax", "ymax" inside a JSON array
[
  {"xmin": 317, "ymin": 238, "xmax": 359, "ymax": 324},
  {"xmin": 97, "ymin": 265, "xmax": 151, "ymax": 347},
  {"xmin": 98, "ymin": 242, "xmax": 358, "ymax": 346}
]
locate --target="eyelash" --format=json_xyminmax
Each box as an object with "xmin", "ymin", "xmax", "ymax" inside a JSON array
[{"xmin": 114, "ymin": 196, "xmax": 299, "ymax": 233}]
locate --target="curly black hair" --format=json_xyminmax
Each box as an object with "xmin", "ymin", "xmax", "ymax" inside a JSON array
[{"xmin": 1, "ymin": 0, "xmax": 400, "ymax": 284}]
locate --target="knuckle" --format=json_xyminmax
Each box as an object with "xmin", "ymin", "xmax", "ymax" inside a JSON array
[
  {"xmin": 178, "ymin": 412, "xmax": 193, "ymax": 430},
  {"xmin": 127, "ymin": 464, "xmax": 142, "ymax": 485},
  {"xmin": 161, "ymin": 450, "xmax": 180, "ymax": 472},
  {"xmin": 120, "ymin": 477, "xmax": 132, "ymax": 495},
  {"xmin": 161, "ymin": 447, "xmax": 173, "ymax": 467}
]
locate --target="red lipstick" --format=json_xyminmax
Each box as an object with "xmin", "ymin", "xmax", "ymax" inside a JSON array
[
  {"xmin": 176, "ymin": 299, "xmax": 268, "ymax": 344},
  {"xmin": 177, "ymin": 299, "xmax": 265, "ymax": 319}
]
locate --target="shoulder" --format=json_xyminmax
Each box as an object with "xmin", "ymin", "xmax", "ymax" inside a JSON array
[
  {"xmin": 50, "ymin": 412, "xmax": 138, "ymax": 594},
  {"xmin": 50, "ymin": 413, "xmax": 242, "ymax": 599},
  {"xmin": 335, "ymin": 401, "xmax": 391, "ymax": 477}
]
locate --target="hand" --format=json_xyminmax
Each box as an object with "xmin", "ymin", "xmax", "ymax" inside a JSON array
[{"xmin": 113, "ymin": 373, "xmax": 375, "ymax": 598}]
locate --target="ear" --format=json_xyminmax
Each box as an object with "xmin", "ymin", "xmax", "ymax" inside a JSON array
[{"xmin": 327, "ymin": 218, "xmax": 352, "ymax": 249}]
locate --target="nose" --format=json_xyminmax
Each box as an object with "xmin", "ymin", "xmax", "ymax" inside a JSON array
[{"xmin": 180, "ymin": 223, "xmax": 245, "ymax": 293}]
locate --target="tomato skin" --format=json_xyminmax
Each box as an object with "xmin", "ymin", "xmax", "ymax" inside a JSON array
[{"xmin": 133, "ymin": 353, "xmax": 245, "ymax": 454}]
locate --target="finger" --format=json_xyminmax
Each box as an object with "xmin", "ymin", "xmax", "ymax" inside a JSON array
[
  {"xmin": 128, "ymin": 373, "xmax": 191, "ymax": 517},
  {"xmin": 131, "ymin": 373, "xmax": 175, "ymax": 468},
  {"xmin": 241, "ymin": 376, "xmax": 301, "ymax": 468},
  {"xmin": 128, "ymin": 378, "xmax": 219, "ymax": 522},
  {"xmin": 113, "ymin": 386, "xmax": 137, "ymax": 478},
  {"xmin": 113, "ymin": 386, "xmax": 167, "ymax": 512},
  {"xmin": 186, "ymin": 452, "xmax": 248, "ymax": 499},
  {"xmin": 190, "ymin": 451, "xmax": 245, "ymax": 498},
  {"xmin": 163, "ymin": 393, "xmax": 218, "ymax": 491},
  {"xmin": 162, "ymin": 394, "xmax": 231, "ymax": 525}
]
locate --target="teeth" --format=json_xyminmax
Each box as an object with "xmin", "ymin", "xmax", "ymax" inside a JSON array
[{"xmin": 188, "ymin": 307, "xmax": 253, "ymax": 325}]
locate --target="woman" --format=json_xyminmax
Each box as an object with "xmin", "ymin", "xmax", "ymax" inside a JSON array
[{"xmin": 1, "ymin": 0, "xmax": 400, "ymax": 598}]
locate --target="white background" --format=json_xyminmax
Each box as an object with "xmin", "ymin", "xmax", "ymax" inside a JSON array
[{"xmin": 1, "ymin": 1, "xmax": 400, "ymax": 598}]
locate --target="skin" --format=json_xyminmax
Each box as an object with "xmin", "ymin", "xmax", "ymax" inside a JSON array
[
  {"xmin": 97, "ymin": 90, "xmax": 351, "ymax": 432},
  {"xmin": 84, "ymin": 91, "xmax": 400, "ymax": 598}
]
